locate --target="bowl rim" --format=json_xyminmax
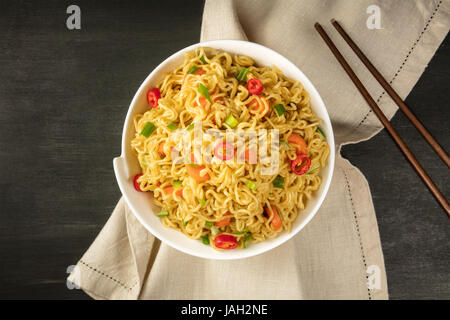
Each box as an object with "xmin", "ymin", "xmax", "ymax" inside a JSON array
[{"xmin": 114, "ymin": 39, "xmax": 335, "ymax": 260}]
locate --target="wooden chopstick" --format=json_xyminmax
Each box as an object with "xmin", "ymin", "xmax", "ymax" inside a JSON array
[
  {"xmin": 331, "ymin": 19, "xmax": 450, "ymax": 168},
  {"xmin": 314, "ymin": 22, "xmax": 450, "ymax": 217}
]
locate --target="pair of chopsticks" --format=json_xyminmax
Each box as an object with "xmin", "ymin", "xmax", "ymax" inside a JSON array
[{"xmin": 315, "ymin": 20, "xmax": 450, "ymax": 217}]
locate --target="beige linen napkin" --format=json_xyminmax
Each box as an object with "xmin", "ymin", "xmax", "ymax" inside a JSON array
[{"xmin": 68, "ymin": 0, "xmax": 449, "ymax": 299}]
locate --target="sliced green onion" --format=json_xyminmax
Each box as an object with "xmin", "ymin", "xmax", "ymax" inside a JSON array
[
  {"xmin": 224, "ymin": 114, "xmax": 239, "ymax": 129},
  {"xmin": 274, "ymin": 104, "xmax": 286, "ymax": 116},
  {"xmin": 182, "ymin": 219, "xmax": 188, "ymax": 226},
  {"xmin": 244, "ymin": 233, "xmax": 252, "ymax": 248},
  {"xmin": 186, "ymin": 123, "xmax": 195, "ymax": 131},
  {"xmin": 273, "ymin": 175, "xmax": 284, "ymax": 189},
  {"xmin": 198, "ymin": 83, "xmax": 211, "ymax": 103},
  {"xmin": 187, "ymin": 66, "xmax": 198, "ymax": 74},
  {"xmin": 199, "ymin": 198, "xmax": 206, "ymax": 206},
  {"xmin": 232, "ymin": 230, "xmax": 249, "ymax": 235},
  {"xmin": 173, "ymin": 180, "xmax": 182, "ymax": 189},
  {"xmin": 141, "ymin": 122, "xmax": 156, "ymax": 138},
  {"xmin": 306, "ymin": 164, "xmax": 321, "ymax": 174},
  {"xmin": 157, "ymin": 210, "xmax": 169, "ymax": 217},
  {"xmin": 246, "ymin": 180, "xmax": 257, "ymax": 190},
  {"xmin": 236, "ymin": 67, "xmax": 249, "ymax": 82},
  {"xmin": 201, "ymin": 235, "xmax": 210, "ymax": 245},
  {"xmin": 211, "ymin": 226, "xmax": 220, "ymax": 236},
  {"xmin": 205, "ymin": 221, "xmax": 214, "ymax": 228},
  {"xmin": 280, "ymin": 139, "xmax": 290, "ymax": 149},
  {"xmin": 167, "ymin": 121, "xmax": 178, "ymax": 131},
  {"xmin": 317, "ymin": 127, "xmax": 326, "ymax": 139},
  {"xmin": 200, "ymin": 56, "xmax": 207, "ymax": 64}
]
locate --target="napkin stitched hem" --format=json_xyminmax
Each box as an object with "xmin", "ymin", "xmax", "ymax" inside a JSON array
[
  {"xmin": 354, "ymin": 0, "xmax": 443, "ymax": 132},
  {"xmin": 79, "ymin": 260, "xmax": 138, "ymax": 291},
  {"xmin": 343, "ymin": 169, "xmax": 372, "ymax": 300}
]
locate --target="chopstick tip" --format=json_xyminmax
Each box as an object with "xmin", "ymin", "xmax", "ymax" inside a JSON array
[{"xmin": 330, "ymin": 18, "xmax": 336, "ymax": 24}]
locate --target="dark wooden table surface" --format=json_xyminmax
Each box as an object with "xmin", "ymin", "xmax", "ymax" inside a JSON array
[{"xmin": 0, "ymin": 0, "xmax": 448, "ymax": 300}]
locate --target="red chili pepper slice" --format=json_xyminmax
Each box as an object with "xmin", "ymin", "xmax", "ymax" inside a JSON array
[
  {"xmin": 214, "ymin": 234, "xmax": 238, "ymax": 249},
  {"xmin": 246, "ymin": 96, "xmax": 269, "ymax": 116},
  {"xmin": 214, "ymin": 142, "xmax": 235, "ymax": 161},
  {"xmin": 247, "ymin": 78, "xmax": 263, "ymax": 95},
  {"xmin": 133, "ymin": 174, "xmax": 144, "ymax": 192},
  {"xmin": 147, "ymin": 88, "xmax": 161, "ymax": 108},
  {"xmin": 291, "ymin": 153, "xmax": 311, "ymax": 175}
]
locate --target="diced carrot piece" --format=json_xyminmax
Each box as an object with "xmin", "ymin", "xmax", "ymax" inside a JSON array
[
  {"xmin": 182, "ymin": 74, "xmax": 189, "ymax": 85},
  {"xmin": 210, "ymin": 91, "xmax": 223, "ymax": 104},
  {"xmin": 214, "ymin": 211, "xmax": 231, "ymax": 227},
  {"xmin": 163, "ymin": 186, "xmax": 183, "ymax": 197},
  {"xmin": 186, "ymin": 164, "xmax": 210, "ymax": 182},
  {"xmin": 245, "ymin": 147, "xmax": 256, "ymax": 163},
  {"xmin": 185, "ymin": 153, "xmax": 210, "ymax": 182},
  {"xmin": 158, "ymin": 142, "xmax": 166, "ymax": 157},
  {"xmin": 238, "ymin": 146, "xmax": 257, "ymax": 163},
  {"xmin": 264, "ymin": 205, "xmax": 282, "ymax": 231},
  {"xmin": 163, "ymin": 186, "xmax": 173, "ymax": 194},
  {"xmin": 194, "ymin": 96, "xmax": 208, "ymax": 108},
  {"xmin": 158, "ymin": 142, "xmax": 174, "ymax": 158},
  {"xmin": 194, "ymin": 68, "xmax": 206, "ymax": 75},
  {"xmin": 183, "ymin": 68, "xmax": 205, "ymax": 85}
]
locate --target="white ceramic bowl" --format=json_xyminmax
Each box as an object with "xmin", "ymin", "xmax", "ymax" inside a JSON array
[{"xmin": 113, "ymin": 40, "xmax": 335, "ymax": 260}]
